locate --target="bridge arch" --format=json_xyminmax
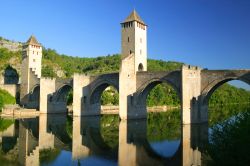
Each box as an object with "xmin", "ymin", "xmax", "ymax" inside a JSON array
[
  {"xmin": 201, "ymin": 73, "xmax": 250, "ymax": 106},
  {"xmin": 136, "ymin": 77, "xmax": 181, "ymax": 108},
  {"xmin": 138, "ymin": 63, "xmax": 144, "ymax": 71},
  {"xmin": 4, "ymin": 65, "xmax": 19, "ymax": 84},
  {"xmin": 53, "ymin": 84, "xmax": 73, "ymax": 103},
  {"xmin": 29, "ymin": 84, "xmax": 40, "ymax": 109},
  {"xmin": 89, "ymin": 79, "xmax": 119, "ymax": 105}
]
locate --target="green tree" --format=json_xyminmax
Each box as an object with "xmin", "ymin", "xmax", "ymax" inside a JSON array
[
  {"xmin": 206, "ymin": 111, "xmax": 250, "ymax": 166},
  {"xmin": 42, "ymin": 65, "xmax": 56, "ymax": 78}
]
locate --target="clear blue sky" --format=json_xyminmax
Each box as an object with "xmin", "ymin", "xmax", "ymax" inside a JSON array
[{"xmin": 0, "ymin": 1, "xmax": 250, "ymax": 70}]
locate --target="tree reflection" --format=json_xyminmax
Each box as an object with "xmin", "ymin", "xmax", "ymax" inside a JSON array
[{"xmin": 205, "ymin": 111, "xmax": 250, "ymax": 165}]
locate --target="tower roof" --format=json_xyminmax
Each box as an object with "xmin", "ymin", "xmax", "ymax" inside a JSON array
[
  {"xmin": 26, "ymin": 35, "xmax": 41, "ymax": 46},
  {"xmin": 122, "ymin": 10, "xmax": 146, "ymax": 25}
]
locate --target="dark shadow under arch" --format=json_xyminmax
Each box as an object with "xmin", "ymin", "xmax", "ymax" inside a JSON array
[
  {"xmin": 4, "ymin": 65, "xmax": 19, "ymax": 84},
  {"xmin": 54, "ymin": 84, "xmax": 73, "ymax": 103},
  {"xmin": 29, "ymin": 85, "xmax": 40, "ymax": 101},
  {"xmin": 29, "ymin": 85, "xmax": 40, "ymax": 109}
]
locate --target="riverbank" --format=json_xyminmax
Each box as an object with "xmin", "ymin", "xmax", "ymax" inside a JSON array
[
  {"xmin": 209, "ymin": 102, "xmax": 250, "ymax": 107},
  {"xmin": 100, "ymin": 105, "xmax": 180, "ymax": 114},
  {"xmin": 1, "ymin": 104, "xmax": 180, "ymax": 117},
  {"xmin": 1, "ymin": 105, "xmax": 39, "ymax": 118}
]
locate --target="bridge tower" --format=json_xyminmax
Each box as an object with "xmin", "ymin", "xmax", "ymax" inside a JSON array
[
  {"xmin": 119, "ymin": 10, "xmax": 147, "ymax": 119},
  {"xmin": 20, "ymin": 35, "xmax": 42, "ymax": 106},
  {"xmin": 121, "ymin": 9, "xmax": 147, "ymax": 72}
]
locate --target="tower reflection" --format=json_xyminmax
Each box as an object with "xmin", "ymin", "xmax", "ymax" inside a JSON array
[{"xmin": 18, "ymin": 118, "xmax": 39, "ymax": 166}]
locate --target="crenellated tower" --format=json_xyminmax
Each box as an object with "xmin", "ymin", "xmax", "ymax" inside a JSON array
[
  {"xmin": 22, "ymin": 35, "xmax": 42, "ymax": 78},
  {"xmin": 20, "ymin": 35, "xmax": 42, "ymax": 106}
]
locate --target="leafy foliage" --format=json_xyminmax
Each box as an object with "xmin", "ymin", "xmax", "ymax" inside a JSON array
[
  {"xmin": 42, "ymin": 65, "xmax": 56, "ymax": 78},
  {"xmin": 0, "ymin": 89, "xmax": 16, "ymax": 111},
  {"xmin": 147, "ymin": 110, "xmax": 181, "ymax": 141},
  {"xmin": 0, "ymin": 118, "xmax": 14, "ymax": 131},
  {"xmin": 147, "ymin": 83, "xmax": 180, "ymax": 106},
  {"xmin": 206, "ymin": 110, "xmax": 250, "ymax": 166},
  {"xmin": 209, "ymin": 104, "xmax": 250, "ymax": 126},
  {"xmin": 209, "ymin": 83, "xmax": 250, "ymax": 106},
  {"xmin": 0, "ymin": 47, "xmax": 21, "ymax": 71},
  {"xmin": 42, "ymin": 48, "xmax": 121, "ymax": 77},
  {"xmin": 148, "ymin": 59, "xmax": 183, "ymax": 71},
  {"xmin": 101, "ymin": 86, "xmax": 119, "ymax": 105},
  {"xmin": 100, "ymin": 115, "xmax": 120, "ymax": 148}
]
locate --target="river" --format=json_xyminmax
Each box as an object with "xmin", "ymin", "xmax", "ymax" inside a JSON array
[{"xmin": 0, "ymin": 104, "xmax": 249, "ymax": 166}]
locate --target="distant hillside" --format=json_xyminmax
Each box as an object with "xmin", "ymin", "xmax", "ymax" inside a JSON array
[
  {"xmin": 0, "ymin": 36, "xmax": 22, "ymax": 52},
  {"xmin": 42, "ymin": 48, "xmax": 183, "ymax": 78}
]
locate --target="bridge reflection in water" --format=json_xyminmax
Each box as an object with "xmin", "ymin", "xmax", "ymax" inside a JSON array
[{"xmin": 0, "ymin": 111, "xmax": 209, "ymax": 166}]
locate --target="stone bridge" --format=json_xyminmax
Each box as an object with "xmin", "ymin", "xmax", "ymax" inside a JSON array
[
  {"xmin": 73, "ymin": 73, "xmax": 119, "ymax": 116},
  {"xmin": 72, "ymin": 71, "xmax": 181, "ymax": 117},
  {"xmin": 131, "ymin": 70, "xmax": 181, "ymax": 117},
  {"xmin": 17, "ymin": 63, "xmax": 250, "ymax": 124},
  {"xmin": 72, "ymin": 65, "xmax": 250, "ymax": 124},
  {"xmin": 17, "ymin": 11, "xmax": 250, "ymax": 124},
  {"xmin": 181, "ymin": 66, "xmax": 250, "ymax": 123},
  {"xmin": 40, "ymin": 78, "xmax": 73, "ymax": 113}
]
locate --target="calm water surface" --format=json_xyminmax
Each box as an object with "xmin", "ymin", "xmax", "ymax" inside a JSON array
[{"xmin": 0, "ymin": 107, "xmax": 249, "ymax": 166}]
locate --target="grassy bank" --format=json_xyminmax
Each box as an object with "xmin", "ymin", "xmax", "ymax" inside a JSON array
[{"xmin": 0, "ymin": 89, "xmax": 16, "ymax": 111}]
